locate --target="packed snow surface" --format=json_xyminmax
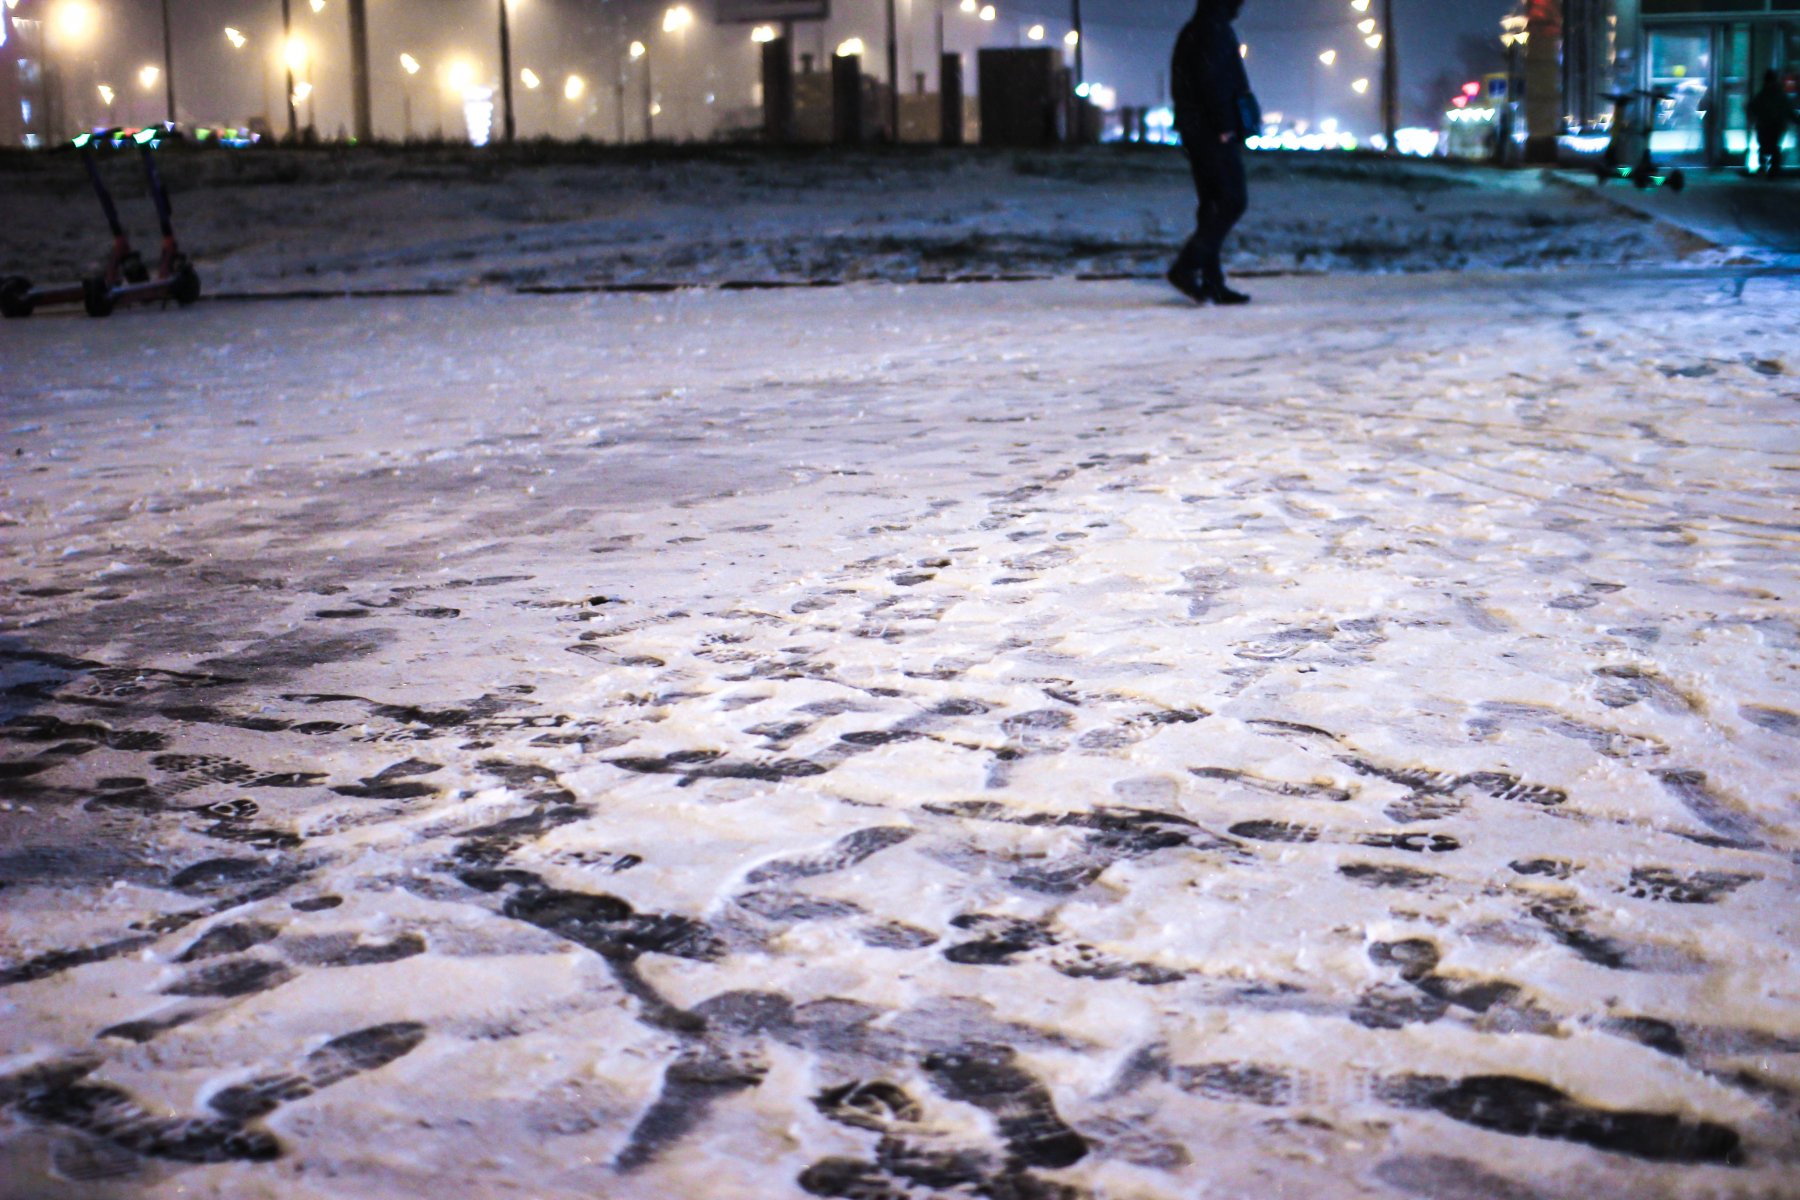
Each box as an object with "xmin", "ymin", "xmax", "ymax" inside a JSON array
[{"xmin": 1, "ymin": 250, "xmax": 1798, "ymax": 1200}]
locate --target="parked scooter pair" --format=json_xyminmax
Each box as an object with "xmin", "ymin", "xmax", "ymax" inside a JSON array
[
  {"xmin": 1597, "ymin": 90, "xmax": 1688, "ymax": 192},
  {"xmin": 0, "ymin": 128, "xmax": 201, "ymax": 320}
]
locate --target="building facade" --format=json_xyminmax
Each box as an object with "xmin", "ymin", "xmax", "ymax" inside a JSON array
[{"xmin": 1589, "ymin": 0, "xmax": 1800, "ymax": 166}]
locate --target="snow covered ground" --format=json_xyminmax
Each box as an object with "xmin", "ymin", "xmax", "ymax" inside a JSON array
[
  {"xmin": 0, "ymin": 146, "xmax": 1717, "ymax": 295},
  {"xmin": 1, "ymin": 158, "xmax": 1799, "ymax": 1200}
]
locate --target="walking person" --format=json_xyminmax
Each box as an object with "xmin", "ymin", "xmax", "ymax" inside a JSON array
[
  {"xmin": 1747, "ymin": 71, "xmax": 1797, "ymax": 176},
  {"xmin": 1167, "ymin": 0, "xmax": 1262, "ymax": 306}
]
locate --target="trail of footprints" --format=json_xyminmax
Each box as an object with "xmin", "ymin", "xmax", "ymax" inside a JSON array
[{"xmin": 0, "ymin": 438, "xmax": 1792, "ymax": 1192}]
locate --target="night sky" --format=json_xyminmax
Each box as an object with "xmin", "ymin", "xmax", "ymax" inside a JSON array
[{"xmin": 33, "ymin": 0, "xmax": 1518, "ymax": 139}]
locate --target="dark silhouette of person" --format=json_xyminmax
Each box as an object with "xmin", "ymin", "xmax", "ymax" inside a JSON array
[
  {"xmin": 1747, "ymin": 71, "xmax": 1797, "ymax": 176},
  {"xmin": 1168, "ymin": 0, "xmax": 1262, "ymax": 305}
]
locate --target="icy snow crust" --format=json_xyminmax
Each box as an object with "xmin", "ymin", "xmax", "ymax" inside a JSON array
[
  {"xmin": 0, "ymin": 147, "xmax": 1702, "ymax": 294},
  {"xmin": 1, "ymin": 267, "xmax": 1799, "ymax": 1199}
]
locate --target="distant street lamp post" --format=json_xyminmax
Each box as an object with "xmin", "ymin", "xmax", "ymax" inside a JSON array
[
  {"xmin": 158, "ymin": 0, "xmax": 176, "ymax": 125},
  {"xmin": 498, "ymin": 0, "xmax": 516, "ymax": 143},
  {"xmin": 1070, "ymin": 0, "xmax": 1083, "ymax": 87},
  {"xmin": 640, "ymin": 41, "xmax": 655, "ymax": 141},
  {"xmin": 661, "ymin": 6, "xmax": 693, "ymax": 140},
  {"xmin": 1380, "ymin": 0, "xmax": 1397, "ymax": 149},
  {"xmin": 886, "ymin": 0, "xmax": 898, "ymax": 139},
  {"xmin": 563, "ymin": 73, "xmax": 585, "ymax": 140},
  {"xmin": 280, "ymin": 0, "xmax": 298, "ymax": 140},
  {"xmin": 399, "ymin": 52, "xmax": 421, "ymax": 140},
  {"xmin": 346, "ymin": 0, "xmax": 372, "ymax": 142}
]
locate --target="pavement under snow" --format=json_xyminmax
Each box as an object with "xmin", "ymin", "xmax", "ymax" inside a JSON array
[{"xmin": 1, "ymin": 151, "xmax": 1799, "ymax": 1200}]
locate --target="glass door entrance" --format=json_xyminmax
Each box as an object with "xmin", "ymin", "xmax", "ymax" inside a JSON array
[{"xmin": 1647, "ymin": 27, "xmax": 1711, "ymax": 159}]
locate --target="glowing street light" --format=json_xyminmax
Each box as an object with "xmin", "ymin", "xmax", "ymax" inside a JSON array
[
  {"xmin": 1063, "ymin": 30, "xmax": 1080, "ymax": 48},
  {"xmin": 751, "ymin": 24, "xmax": 776, "ymax": 43},
  {"xmin": 979, "ymin": 5, "xmax": 995, "ymax": 20},
  {"xmin": 1318, "ymin": 49, "xmax": 1337, "ymax": 66},
  {"xmin": 139, "ymin": 64, "xmax": 160, "ymax": 90},
  {"xmin": 836, "ymin": 37, "xmax": 864, "ymax": 57},
  {"xmin": 225, "ymin": 26, "xmax": 247, "ymax": 50},
  {"xmin": 285, "ymin": 35, "xmax": 309, "ymax": 74},
  {"xmin": 1358, "ymin": 18, "xmax": 1375, "ymax": 34},
  {"xmin": 563, "ymin": 74, "xmax": 584, "ymax": 101},
  {"xmin": 1351, "ymin": 0, "xmax": 1369, "ymax": 10},
  {"xmin": 629, "ymin": 40, "xmax": 646, "ymax": 60},
  {"xmin": 96, "ymin": 82, "xmax": 114, "ymax": 106},
  {"xmin": 293, "ymin": 80, "xmax": 313, "ymax": 102},
  {"xmin": 520, "ymin": 67, "xmax": 540, "ymax": 89},
  {"xmin": 400, "ymin": 52, "xmax": 420, "ymax": 75},
  {"xmin": 309, "ymin": 0, "xmax": 324, "ymax": 12},
  {"xmin": 662, "ymin": 5, "xmax": 694, "ymax": 34},
  {"xmin": 1364, "ymin": 33, "xmax": 1382, "ymax": 49},
  {"xmin": 446, "ymin": 59, "xmax": 478, "ymax": 95},
  {"xmin": 1026, "ymin": 24, "xmax": 1044, "ymax": 41},
  {"xmin": 1352, "ymin": 77, "xmax": 1370, "ymax": 94},
  {"xmin": 50, "ymin": 1, "xmax": 96, "ymax": 46}
]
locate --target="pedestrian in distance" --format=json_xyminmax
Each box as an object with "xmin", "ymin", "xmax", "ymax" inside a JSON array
[
  {"xmin": 1746, "ymin": 71, "xmax": 1798, "ymax": 177},
  {"xmin": 1167, "ymin": 0, "xmax": 1263, "ymax": 306}
]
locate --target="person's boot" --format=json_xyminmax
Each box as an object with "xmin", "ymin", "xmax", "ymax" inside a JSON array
[
  {"xmin": 1199, "ymin": 278, "xmax": 1251, "ymax": 305},
  {"xmin": 1166, "ymin": 261, "xmax": 1209, "ymax": 304}
]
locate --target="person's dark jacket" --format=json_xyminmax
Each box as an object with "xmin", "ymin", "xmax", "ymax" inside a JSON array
[
  {"xmin": 1747, "ymin": 78, "xmax": 1797, "ymax": 131},
  {"xmin": 1171, "ymin": 3, "xmax": 1261, "ymax": 141}
]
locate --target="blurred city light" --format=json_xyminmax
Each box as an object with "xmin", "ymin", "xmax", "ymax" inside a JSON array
[
  {"xmin": 51, "ymin": 1, "xmax": 96, "ymax": 45},
  {"xmin": 1063, "ymin": 30, "xmax": 1079, "ymax": 48},
  {"xmin": 446, "ymin": 59, "xmax": 478, "ymax": 94},
  {"xmin": 629, "ymin": 40, "xmax": 646, "ymax": 59},
  {"xmin": 1364, "ymin": 33, "xmax": 1382, "ymax": 49},
  {"xmin": 835, "ymin": 37, "xmax": 864, "ymax": 57},
  {"xmin": 563, "ymin": 74, "xmax": 584, "ymax": 101},
  {"xmin": 399, "ymin": 52, "xmax": 420, "ymax": 75},
  {"xmin": 96, "ymin": 82, "xmax": 114, "ymax": 105},
  {"xmin": 751, "ymin": 25, "xmax": 776, "ymax": 43},
  {"xmin": 309, "ymin": 0, "xmax": 325, "ymax": 12},
  {"xmin": 520, "ymin": 67, "xmax": 540, "ymax": 89},
  {"xmin": 1318, "ymin": 49, "xmax": 1336, "ymax": 66},
  {"xmin": 979, "ymin": 5, "xmax": 995, "ymax": 21},
  {"xmin": 1026, "ymin": 24, "xmax": 1043, "ymax": 41},
  {"xmin": 139, "ymin": 64, "xmax": 159, "ymax": 89},
  {"xmin": 662, "ymin": 6, "xmax": 693, "ymax": 34},
  {"xmin": 285, "ymin": 35, "xmax": 309, "ymax": 73},
  {"xmin": 293, "ymin": 81, "xmax": 313, "ymax": 102},
  {"xmin": 224, "ymin": 26, "xmax": 247, "ymax": 50}
]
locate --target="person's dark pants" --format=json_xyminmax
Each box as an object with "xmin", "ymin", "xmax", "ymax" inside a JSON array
[
  {"xmin": 1173, "ymin": 137, "xmax": 1248, "ymax": 286},
  {"xmin": 1755, "ymin": 124, "xmax": 1786, "ymax": 174}
]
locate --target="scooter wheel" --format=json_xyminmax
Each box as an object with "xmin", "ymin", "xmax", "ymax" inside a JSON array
[
  {"xmin": 122, "ymin": 252, "xmax": 150, "ymax": 286},
  {"xmin": 1667, "ymin": 170, "xmax": 1685, "ymax": 193},
  {"xmin": 170, "ymin": 263, "xmax": 201, "ymax": 307},
  {"xmin": 1632, "ymin": 169, "xmax": 1652, "ymax": 190},
  {"xmin": 0, "ymin": 275, "xmax": 33, "ymax": 319},
  {"xmin": 82, "ymin": 274, "xmax": 116, "ymax": 318}
]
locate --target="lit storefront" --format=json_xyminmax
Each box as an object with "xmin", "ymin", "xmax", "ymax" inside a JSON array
[{"xmin": 1606, "ymin": 0, "xmax": 1800, "ymax": 168}]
